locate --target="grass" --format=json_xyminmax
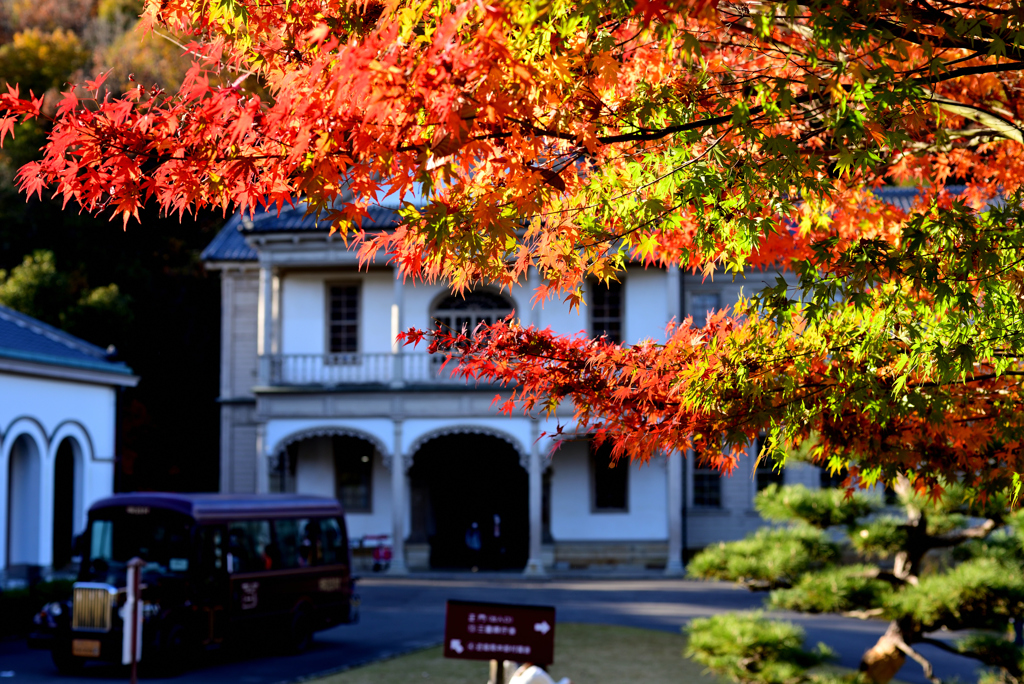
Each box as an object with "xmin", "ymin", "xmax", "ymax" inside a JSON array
[{"xmin": 312, "ymin": 623, "xmax": 725, "ymax": 684}]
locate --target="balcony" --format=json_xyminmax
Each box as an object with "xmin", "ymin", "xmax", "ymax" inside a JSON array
[{"xmin": 260, "ymin": 352, "xmax": 492, "ymax": 388}]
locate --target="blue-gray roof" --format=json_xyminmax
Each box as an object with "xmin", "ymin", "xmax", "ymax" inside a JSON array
[
  {"xmin": 200, "ymin": 186, "xmax": 971, "ymax": 263},
  {"xmin": 0, "ymin": 304, "xmax": 135, "ymax": 378},
  {"xmin": 201, "ymin": 202, "xmax": 406, "ymax": 262}
]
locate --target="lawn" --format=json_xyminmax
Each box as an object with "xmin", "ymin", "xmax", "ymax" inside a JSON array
[{"xmin": 311, "ymin": 623, "xmax": 725, "ymax": 684}]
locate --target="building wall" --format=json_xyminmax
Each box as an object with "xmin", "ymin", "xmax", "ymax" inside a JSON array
[
  {"xmin": 0, "ymin": 373, "xmax": 118, "ymax": 576},
  {"xmin": 219, "ymin": 268, "xmax": 260, "ymax": 493},
  {"xmin": 548, "ymin": 440, "xmax": 668, "ymax": 541}
]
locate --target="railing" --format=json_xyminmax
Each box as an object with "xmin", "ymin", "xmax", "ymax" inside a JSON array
[{"xmin": 262, "ymin": 352, "xmax": 490, "ymax": 387}]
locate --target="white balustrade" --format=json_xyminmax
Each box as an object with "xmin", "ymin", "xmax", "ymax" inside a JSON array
[{"xmin": 263, "ymin": 353, "xmax": 495, "ymax": 387}]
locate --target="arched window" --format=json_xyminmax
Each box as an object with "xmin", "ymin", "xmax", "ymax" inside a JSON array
[{"xmin": 431, "ymin": 290, "xmax": 514, "ymax": 337}]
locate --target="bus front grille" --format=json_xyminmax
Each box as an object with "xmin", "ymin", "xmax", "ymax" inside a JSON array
[{"xmin": 72, "ymin": 584, "xmax": 116, "ymax": 632}]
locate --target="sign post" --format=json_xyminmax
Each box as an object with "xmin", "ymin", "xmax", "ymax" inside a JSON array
[
  {"xmin": 444, "ymin": 600, "xmax": 556, "ymax": 684},
  {"xmin": 123, "ymin": 557, "xmax": 144, "ymax": 684}
]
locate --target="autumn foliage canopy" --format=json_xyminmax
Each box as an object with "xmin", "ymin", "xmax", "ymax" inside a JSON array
[{"xmin": 2, "ymin": 0, "xmax": 1024, "ymax": 496}]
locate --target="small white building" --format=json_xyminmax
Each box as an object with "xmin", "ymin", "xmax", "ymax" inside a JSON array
[
  {"xmin": 0, "ymin": 304, "xmax": 138, "ymax": 584},
  {"xmin": 202, "ymin": 201, "xmax": 831, "ymax": 574}
]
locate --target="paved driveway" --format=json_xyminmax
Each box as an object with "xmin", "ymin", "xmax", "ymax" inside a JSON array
[{"xmin": 0, "ymin": 576, "xmax": 981, "ymax": 684}]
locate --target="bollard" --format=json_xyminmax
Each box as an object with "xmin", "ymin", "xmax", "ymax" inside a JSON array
[{"xmin": 123, "ymin": 557, "xmax": 145, "ymax": 684}]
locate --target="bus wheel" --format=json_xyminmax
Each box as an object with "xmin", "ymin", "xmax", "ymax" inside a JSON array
[
  {"xmin": 286, "ymin": 605, "xmax": 314, "ymax": 654},
  {"xmin": 51, "ymin": 645, "xmax": 86, "ymax": 675}
]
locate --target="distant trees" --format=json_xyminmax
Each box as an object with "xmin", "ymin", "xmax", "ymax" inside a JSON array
[
  {"xmin": 687, "ymin": 483, "xmax": 1024, "ymax": 684},
  {"xmin": 0, "ymin": 0, "xmax": 219, "ymax": 491}
]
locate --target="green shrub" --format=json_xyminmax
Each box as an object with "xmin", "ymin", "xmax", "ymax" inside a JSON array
[
  {"xmin": 849, "ymin": 518, "xmax": 906, "ymax": 559},
  {"xmin": 689, "ymin": 526, "xmax": 839, "ymax": 588},
  {"xmin": 686, "ymin": 612, "xmax": 838, "ymax": 684},
  {"xmin": 756, "ymin": 484, "xmax": 877, "ymax": 529},
  {"xmin": 886, "ymin": 558, "xmax": 1024, "ymax": 632},
  {"xmin": 769, "ymin": 565, "xmax": 893, "ymax": 613}
]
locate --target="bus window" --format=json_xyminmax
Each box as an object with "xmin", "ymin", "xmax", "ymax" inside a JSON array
[
  {"xmin": 320, "ymin": 518, "xmax": 346, "ymax": 565},
  {"xmin": 274, "ymin": 518, "xmax": 322, "ymax": 568},
  {"xmin": 226, "ymin": 520, "xmax": 274, "ymax": 573}
]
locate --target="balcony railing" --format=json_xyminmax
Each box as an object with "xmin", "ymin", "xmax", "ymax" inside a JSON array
[{"xmin": 261, "ymin": 352, "xmax": 490, "ymax": 388}]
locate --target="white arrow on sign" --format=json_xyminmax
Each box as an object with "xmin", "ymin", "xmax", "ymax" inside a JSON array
[
  {"xmin": 534, "ymin": 621, "xmax": 551, "ymax": 635},
  {"xmin": 450, "ymin": 639, "xmax": 465, "ymax": 654}
]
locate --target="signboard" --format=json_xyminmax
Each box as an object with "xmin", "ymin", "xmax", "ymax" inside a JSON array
[{"xmin": 444, "ymin": 600, "xmax": 556, "ymax": 665}]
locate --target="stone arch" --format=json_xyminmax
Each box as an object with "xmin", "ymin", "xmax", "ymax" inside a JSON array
[
  {"xmin": 269, "ymin": 425, "xmax": 388, "ymax": 499},
  {"xmin": 406, "ymin": 425, "xmax": 528, "ymax": 471},
  {"xmin": 271, "ymin": 425, "xmax": 390, "ymax": 462},
  {"xmin": 407, "ymin": 425, "xmax": 530, "ymax": 570}
]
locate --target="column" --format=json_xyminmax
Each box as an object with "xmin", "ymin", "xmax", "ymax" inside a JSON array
[
  {"xmin": 257, "ymin": 263, "xmax": 273, "ymax": 385},
  {"xmin": 391, "ymin": 270, "xmax": 405, "ymax": 387},
  {"xmin": 389, "ymin": 420, "xmax": 409, "ymax": 574},
  {"xmin": 255, "ymin": 423, "xmax": 269, "ymax": 494},
  {"xmin": 524, "ymin": 419, "xmax": 546, "ymax": 575},
  {"xmin": 667, "ymin": 264, "xmax": 680, "ymax": 327},
  {"xmin": 665, "ymin": 450, "xmax": 685, "ymax": 576}
]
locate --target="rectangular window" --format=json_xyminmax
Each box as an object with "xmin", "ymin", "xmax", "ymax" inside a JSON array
[
  {"xmin": 590, "ymin": 281, "xmax": 623, "ymax": 343},
  {"xmin": 334, "ymin": 437, "xmax": 373, "ymax": 513},
  {"xmin": 591, "ymin": 442, "xmax": 628, "ymax": 511},
  {"xmin": 692, "ymin": 465, "xmax": 721, "ymax": 507},
  {"xmin": 226, "ymin": 520, "xmax": 273, "ymax": 573},
  {"xmin": 755, "ymin": 436, "xmax": 784, "ymax": 492},
  {"xmin": 328, "ymin": 283, "xmax": 360, "ymax": 354},
  {"xmin": 689, "ymin": 292, "xmax": 721, "ymax": 327}
]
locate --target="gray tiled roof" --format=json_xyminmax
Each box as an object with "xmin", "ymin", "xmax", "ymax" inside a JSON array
[
  {"xmin": 201, "ymin": 202, "xmax": 408, "ymax": 262},
  {"xmin": 200, "ymin": 186, "xmax": 970, "ymax": 263},
  {"xmin": 0, "ymin": 304, "xmax": 135, "ymax": 376}
]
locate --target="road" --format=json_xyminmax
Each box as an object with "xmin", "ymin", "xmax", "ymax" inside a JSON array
[{"xmin": 0, "ymin": 576, "xmax": 981, "ymax": 684}]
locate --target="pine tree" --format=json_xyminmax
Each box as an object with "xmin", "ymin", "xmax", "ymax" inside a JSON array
[{"xmin": 688, "ymin": 483, "xmax": 1024, "ymax": 684}]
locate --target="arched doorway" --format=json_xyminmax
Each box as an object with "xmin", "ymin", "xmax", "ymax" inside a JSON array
[
  {"xmin": 52, "ymin": 438, "xmax": 81, "ymax": 570},
  {"xmin": 7, "ymin": 434, "xmax": 42, "ymax": 567},
  {"xmin": 409, "ymin": 433, "xmax": 528, "ymax": 570}
]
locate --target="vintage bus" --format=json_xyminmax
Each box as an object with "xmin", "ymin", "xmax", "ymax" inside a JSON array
[{"xmin": 33, "ymin": 493, "xmax": 359, "ymax": 674}]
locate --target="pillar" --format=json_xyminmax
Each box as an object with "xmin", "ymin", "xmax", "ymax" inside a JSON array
[
  {"xmin": 524, "ymin": 419, "xmax": 546, "ymax": 576},
  {"xmin": 255, "ymin": 424, "xmax": 269, "ymax": 494},
  {"xmin": 665, "ymin": 450, "xmax": 685, "ymax": 575},
  {"xmin": 391, "ymin": 269, "xmax": 405, "ymax": 386},
  {"xmin": 257, "ymin": 263, "xmax": 273, "ymax": 385},
  {"xmin": 389, "ymin": 420, "xmax": 409, "ymax": 574}
]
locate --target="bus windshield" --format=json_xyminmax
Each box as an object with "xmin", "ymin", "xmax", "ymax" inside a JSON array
[{"xmin": 82, "ymin": 507, "xmax": 194, "ymax": 582}]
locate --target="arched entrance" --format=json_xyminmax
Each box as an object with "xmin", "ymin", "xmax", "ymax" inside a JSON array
[
  {"xmin": 52, "ymin": 437, "xmax": 82, "ymax": 570},
  {"xmin": 409, "ymin": 433, "xmax": 528, "ymax": 570},
  {"xmin": 7, "ymin": 434, "xmax": 42, "ymax": 567}
]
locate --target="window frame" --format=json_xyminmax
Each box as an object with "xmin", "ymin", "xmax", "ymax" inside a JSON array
[
  {"xmin": 325, "ymin": 280, "xmax": 362, "ymax": 359},
  {"xmin": 429, "ymin": 288, "xmax": 516, "ymax": 339},
  {"xmin": 754, "ymin": 435, "xmax": 785, "ymax": 494},
  {"xmin": 589, "ymin": 441, "xmax": 629, "ymax": 513},
  {"xmin": 334, "ymin": 441, "xmax": 374, "ymax": 514},
  {"xmin": 589, "ymin": 279, "xmax": 625, "ymax": 344},
  {"xmin": 687, "ymin": 290, "xmax": 722, "ymax": 328},
  {"xmin": 690, "ymin": 454, "xmax": 723, "ymax": 509}
]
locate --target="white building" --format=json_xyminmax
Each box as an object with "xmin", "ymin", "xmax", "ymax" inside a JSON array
[
  {"xmin": 0, "ymin": 304, "xmax": 138, "ymax": 584},
  {"xmin": 202, "ymin": 202, "xmax": 829, "ymax": 574}
]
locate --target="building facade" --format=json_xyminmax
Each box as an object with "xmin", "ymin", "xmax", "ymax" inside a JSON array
[
  {"xmin": 0, "ymin": 305, "xmax": 138, "ymax": 584},
  {"xmin": 202, "ymin": 202, "xmax": 826, "ymax": 574}
]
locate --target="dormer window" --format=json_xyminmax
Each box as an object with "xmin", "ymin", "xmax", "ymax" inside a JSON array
[{"xmin": 431, "ymin": 290, "xmax": 515, "ymax": 337}]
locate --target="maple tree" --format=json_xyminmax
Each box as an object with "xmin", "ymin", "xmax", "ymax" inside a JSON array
[{"xmin": 0, "ymin": 0, "xmax": 1023, "ymax": 494}]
